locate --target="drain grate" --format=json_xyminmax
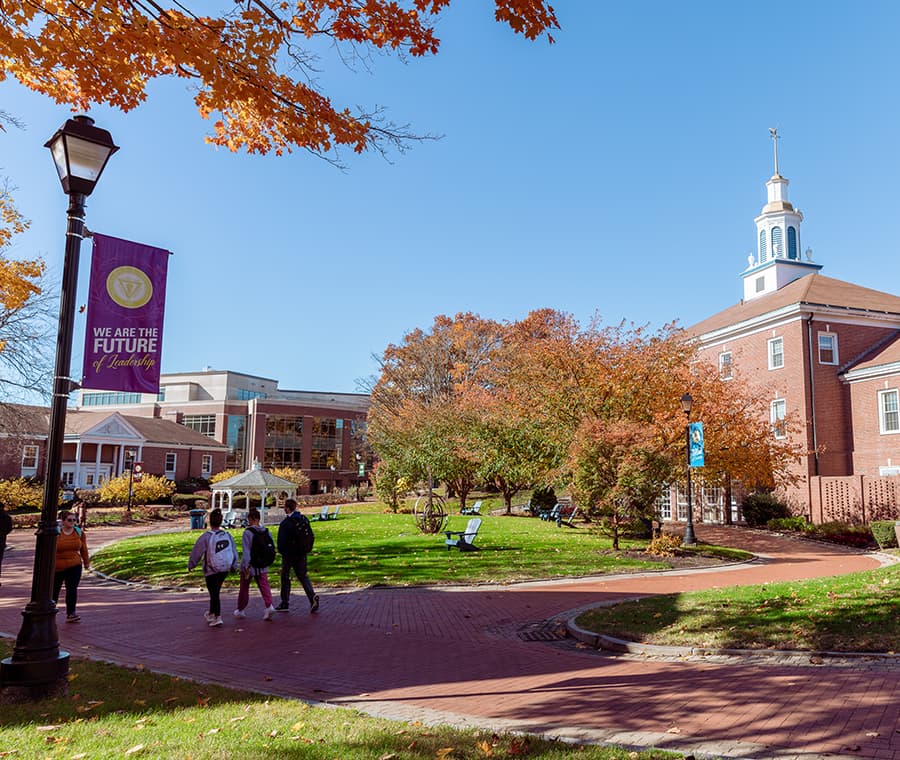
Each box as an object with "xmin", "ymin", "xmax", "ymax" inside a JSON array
[{"xmin": 517, "ymin": 620, "xmax": 568, "ymax": 642}]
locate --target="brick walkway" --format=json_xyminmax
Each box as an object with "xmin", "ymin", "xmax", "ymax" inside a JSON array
[{"xmin": 1, "ymin": 522, "xmax": 897, "ymax": 759}]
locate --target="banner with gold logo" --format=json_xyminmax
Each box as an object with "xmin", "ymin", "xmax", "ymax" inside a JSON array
[{"xmin": 81, "ymin": 234, "xmax": 169, "ymax": 393}]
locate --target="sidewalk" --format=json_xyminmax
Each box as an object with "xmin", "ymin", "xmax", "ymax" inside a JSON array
[{"xmin": 1, "ymin": 522, "xmax": 897, "ymax": 759}]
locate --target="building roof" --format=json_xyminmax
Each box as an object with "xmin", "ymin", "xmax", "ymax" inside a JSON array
[
  {"xmin": 688, "ymin": 273, "xmax": 900, "ymax": 337},
  {"xmin": 211, "ymin": 465, "xmax": 296, "ymax": 491},
  {"xmin": 0, "ymin": 404, "xmax": 225, "ymax": 448},
  {"xmin": 841, "ymin": 330, "xmax": 900, "ymax": 377}
]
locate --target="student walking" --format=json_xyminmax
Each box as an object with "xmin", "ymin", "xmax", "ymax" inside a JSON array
[
  {"xmin": 275, "ymin": 498, "xmax": 319, "ymax": 613},
  {"xmin": 0, "ymin": 501, "xmax": 12, "ymax": 586},
  {"xmin": 53, "ymin": 509, "xmax": 90, "ymax": 622},
  {"xmin": 233, "ymin": 508, "xmax": 277, "ymax": 621},
  {"xmin": 188, "ymin": 508, "xmax": 238, "ymax": 627}
]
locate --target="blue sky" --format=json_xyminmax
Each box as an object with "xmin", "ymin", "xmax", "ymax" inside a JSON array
[{"xmin": 2, "ymin": 2, "xmax": 899, "ymax": 395}]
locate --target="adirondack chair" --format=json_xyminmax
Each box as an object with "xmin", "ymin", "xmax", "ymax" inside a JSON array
[
  {"xmin": 444, "ymin": 517, "xmax": 482, "ymax": 551},
  {"xmin": 313, "ymin": 505, "xmax": 329, "ymax": 521},
  {"xmin": 325, "ymin": 504, "xmax": 341, "ymax": 520},
  {"xmin": 460, "ymin": 500, "xmax": 482, "ymax": 515}
]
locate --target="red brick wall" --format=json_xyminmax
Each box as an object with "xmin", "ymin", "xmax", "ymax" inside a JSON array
[{"xmin": 847, "ymin": 371, "xmax": 900, "ymax": 475}]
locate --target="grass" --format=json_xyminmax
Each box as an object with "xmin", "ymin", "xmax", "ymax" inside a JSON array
[
  {"xmin": 575, "ymin": 563, "xmax": 900, "ymax": 652},
  {"xmin": 90, "ymin": 507, "xmax": 749, "ymax": 589},
  {"xmin": 0, "ymin": 641, "xmax": 680, "ymax": 760}
]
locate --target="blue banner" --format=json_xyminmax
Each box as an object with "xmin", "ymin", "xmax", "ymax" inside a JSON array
[{"xmin": 689, "ymin": 422, "xmax": 705, "ymax": 468}]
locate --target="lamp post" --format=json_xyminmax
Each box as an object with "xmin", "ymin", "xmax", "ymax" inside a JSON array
[
  {"xmin": 0, "ymin": 116, "xmax": 118, "ymax": 701},
  {"xmin": 681, "ymin": 392, "xmax": 697, "ymax": 546},
  {"xmin": 330, "ymin": 464, "xmax": 336, "ymax": 494},
  {"xmin": 354, "ymin": 453, "xmax": 362, "ymax": 502}
]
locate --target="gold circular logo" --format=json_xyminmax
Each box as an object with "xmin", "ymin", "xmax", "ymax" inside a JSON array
[{"xmin": 106, "ymin": 266, "xmax": 153, "ymax": 309}]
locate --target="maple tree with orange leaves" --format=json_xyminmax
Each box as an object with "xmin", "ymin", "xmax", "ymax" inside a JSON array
[{"xmin": 0, "ymin": 0, "xmax": 558, "ymax": 161}]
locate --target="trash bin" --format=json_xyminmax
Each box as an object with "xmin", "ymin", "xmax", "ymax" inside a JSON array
[{"xmin": 189, "ymin": 509, "xmax": 207, "ymax": 530}]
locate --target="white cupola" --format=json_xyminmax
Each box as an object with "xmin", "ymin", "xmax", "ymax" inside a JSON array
[{"xmin": 742, "ymin": 129, "xmax": 821, "ymax": 301}]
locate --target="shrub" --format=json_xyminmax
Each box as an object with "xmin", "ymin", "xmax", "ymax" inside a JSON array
[
  {"xmin": 645, "ymin": 533, "xmax": 682, "ymax": 557},
  {"xmin": 0, "ymin": 478, "xmax": 44, "ymax": 511},
  {"xmin": 98, "ymin": 473, "xmax": 175, "ymax": 505},
  {"xmin": 742, "ymin": 491, "xmax": 790, "ymax": 527},
  {"xmin": 269, "ymin": 466, "xmax": 311, "ymax": 490},
  {"xmin": 209, "ymin": 469, "xmax": 240, "ymax": 484},
  {"xmin": 175, "ymin": 476, "xmax": 209, "ymax": 494},
  {"xmin": 767, "ymin": 516, "xmax": 810, "ymax": 533},
  {"xmin": 171, "ymin": 492, "xmax": 210, "ymax": 510},
  {"xmin": 810, "ymin": 521, "xmax": 874, "ymax": 548},
  {"xmin": 530, "ymin": 486, "xmax": 557, "ymax": 512},
  {"xmin": 870, "ymin": 520, "xmax": 899, "ymax": 549}
]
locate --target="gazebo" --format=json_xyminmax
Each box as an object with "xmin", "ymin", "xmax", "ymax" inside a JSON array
[{"xmin": 211, "ymin": 460, "xmax": 297, "ymax": 526}]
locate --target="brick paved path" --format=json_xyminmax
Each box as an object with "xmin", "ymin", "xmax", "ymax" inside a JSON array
[{"xmin": 1, "ymin": 522, "xmax": 897, "ymax": 759}]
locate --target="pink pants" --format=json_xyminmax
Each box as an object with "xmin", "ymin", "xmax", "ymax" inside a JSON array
[{"xmin": 237, "ymin": 570, "xmax": 273, "ymax": 611}]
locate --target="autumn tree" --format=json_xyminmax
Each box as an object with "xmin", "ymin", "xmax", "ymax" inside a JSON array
[
  {"xmin": 0, "ymin": 1, "xmax": 558, "ymax": 162},
  {"xmin": 368, "ymin": 312, "xmax": 501, "ymax": 510},
  {"xmin": 0, "ymin": 172, "xmax": 54, "ymax": 402}
]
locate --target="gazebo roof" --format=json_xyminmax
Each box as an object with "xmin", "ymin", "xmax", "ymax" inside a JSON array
[{"xmin": 211, "ymin": 462, "xmax": 296, "ymax": 492}]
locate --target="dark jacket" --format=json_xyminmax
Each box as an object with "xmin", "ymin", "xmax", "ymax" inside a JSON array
[{"xmin": 278, "ymin": 511, "xmax": 305, "ymax": 558}]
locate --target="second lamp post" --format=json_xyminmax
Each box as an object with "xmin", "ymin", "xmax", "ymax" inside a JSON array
[{"xmin": 680, "ymin": 392, "xmax": 698, "ymax": 546}]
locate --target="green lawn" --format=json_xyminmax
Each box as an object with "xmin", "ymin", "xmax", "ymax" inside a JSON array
[
  {"xmin": 575, "ymin": 563, "xmax": 900, "ymax": 652},
  {"xmin": 0, "ymin": 642, "xmax": 680, "ymax": 760},
  {"xmin": 91, "ymin": 509, "xmax": 747, "ymax": 588}
]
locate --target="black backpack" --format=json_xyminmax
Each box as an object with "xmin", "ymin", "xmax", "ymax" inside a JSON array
[
  {"xmin": 249, "ymin": 526, "xmax": 276, "ymax": 569},
  {"xmin": 292, "ymin": 513, "xmax": 315, "ymax": 554}
]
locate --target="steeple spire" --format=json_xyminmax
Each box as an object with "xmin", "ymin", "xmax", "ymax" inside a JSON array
[
  {"xmin": 769, "ymin": 127, "xmax": 780, "ymax": 176},
  {"xmin": 742, "ymin": 130, "xmax": 820, "ymax": 301}
]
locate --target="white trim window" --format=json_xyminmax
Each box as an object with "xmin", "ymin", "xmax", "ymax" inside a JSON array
[
  {"xmin": 718, "ymin": 351, "xmax": 733, "ymax": 380},
  {"xmin": 201, "ymin": 454, "xmax": 213, "ymax": 477},
  {"xmin": 879, "ymin": 389, "xmax": 899, "ymax": 434},
  {"xmin": 818, "ymin": 332, "xmax": 838, "ymax": 365},
  {"xmin": 770, "ymin": 398, "xmax": 787, "ymax": 438},
  {"xmin": 165, "ymin": 452, "xmax": 177, "ymax": 477},
  {"xmin": 21, "ymin": 444, "xmax": 39, "ymax": 475},
  {"xmin": 768, "ymin": 337, "xmax": 784, "ymax": 370}
]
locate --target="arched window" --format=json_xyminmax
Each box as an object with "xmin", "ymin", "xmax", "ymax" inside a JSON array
[
  {"xmin": 759, "ymin": 229, "xmax": 767, "ymax": 262},
  {"xmin": 771, "ymin": 226, "xmax": 783, "ymax": 257},
  {"xmin": 787, "ymin": 226, "xmax": 797, "ymax": 259}
]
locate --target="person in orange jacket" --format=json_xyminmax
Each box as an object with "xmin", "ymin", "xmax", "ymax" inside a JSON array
[{"xmin": 53, "ymin": 507, "xmax": 90, "ymax": 623}]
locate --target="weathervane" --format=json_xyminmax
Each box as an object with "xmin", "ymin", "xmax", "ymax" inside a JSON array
[{"xmin": 768, "ymin": 127, "xmax": 780, "ymax": 176}]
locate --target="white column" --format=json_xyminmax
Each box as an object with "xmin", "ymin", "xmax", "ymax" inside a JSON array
[
  {"xmin": 74, "ymin": 440, "xmax": 83, "ymax": 488},
  {"xmin": 94, "ymin": 443, "xmax": 102, "ymax": 487}
]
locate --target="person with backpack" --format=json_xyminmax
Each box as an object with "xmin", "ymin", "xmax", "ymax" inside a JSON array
[
  {"xmin": 53, "ymin": 508, "xmax": 90, "ymax": 623},
  {"xmin": 0, "ymin": 501, "xmax": 13, "ymax": 587},
  {"xmin": 275, "ymin": 498, "xmax": 319, "ymax": 614},
  {"xmin": 188, "ymin": 508, "xmax": 238, "ymax": 627},
  {"xmin": 233, "ymin": 508, "xmax": 277, "ymax": 621}
]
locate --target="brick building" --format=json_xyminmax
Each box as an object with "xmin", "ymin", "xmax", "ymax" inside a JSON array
[
  {"xmin": 688, "ymin": 152, "xmax": 900, "ymax": 520},
  {"xmin": 0, "ymin": 403, "xmax": 227, "ymax": 488},
  {"xmin": 74, "ymin": 369, "xmax": 371, "ymax": 494}
]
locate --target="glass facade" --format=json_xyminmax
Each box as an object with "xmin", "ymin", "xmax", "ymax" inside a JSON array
[
  {"xmin": 82, "ymin": 391, "xmax": 142, "ymax": 406},
  {"xmin": 264, "ymin": 415, "xmax": 304, "ymax": 468},
  {"xmin": 311, "ymin": 417, "xmax": 339, "ymax": 469},
  {"xmin": 226, "ymin": 415, "xmax": 247, "ymax": 471}
]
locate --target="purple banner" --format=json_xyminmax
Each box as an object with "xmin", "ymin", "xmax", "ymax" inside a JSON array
[{"xmin": 81, "ymin": 234, "xmax": 169, "ymax": 394}]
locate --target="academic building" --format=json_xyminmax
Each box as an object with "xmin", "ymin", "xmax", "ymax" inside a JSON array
[
  {"xmin": 686, "ymin": 157, "xmax": 900, "ymax": 524},
  {"xmin": 0, "ymin": 370, "xmax": 370, "ymax": 494}
]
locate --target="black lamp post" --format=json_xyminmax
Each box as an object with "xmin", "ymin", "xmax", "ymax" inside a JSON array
[
  {"xmin": 0, "ymin": 116, "xmax": 118, "ymax": 701},
  {"xmin": 330, "ymin": 464, "xmax": 336, "ymax": 494},
  {"xmin": 354, "ymin": 453, "xmax": 361, "ymax": 502},
  {"xmin": 681, "ymin": 392, "xmax": 697, "ymax": 546}
]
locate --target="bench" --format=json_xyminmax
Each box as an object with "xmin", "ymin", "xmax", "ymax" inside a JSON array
[
  {"xmin": 460, "ymin": 500, "xmax": 482, "ymax": 515},
  {"xmin": 542, "ymin": 502, "xmax": 579, "ymax": 527},
  {"xmin": 316, "ymin": 504, "xmax": 340, "ymax": 521},
  {"xmin": 444, "ymin": 517, "xmax": 482, "ymax": 551}
]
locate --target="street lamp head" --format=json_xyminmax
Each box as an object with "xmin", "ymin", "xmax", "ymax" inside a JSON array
[
  {"xmin": 680, "ymin": 392, "xmax": 694, "ymax": 416},
  {"xmin": 45, "ymin": 115, "xmax": 119, "ymax": 196}
]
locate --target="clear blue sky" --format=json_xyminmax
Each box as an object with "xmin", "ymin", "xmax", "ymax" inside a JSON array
[{"xmin": 2, "ymin": 2, "xmax": 899, "ymax": 395}]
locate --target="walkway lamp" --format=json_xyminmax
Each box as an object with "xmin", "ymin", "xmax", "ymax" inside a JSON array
[
  {"xmin": 0, "ymin": 116, "xmax": 118, "ymax": 700},
  {"xmin": 681, "ymin": 392, "xmax": 697, "ymax": 546}
]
